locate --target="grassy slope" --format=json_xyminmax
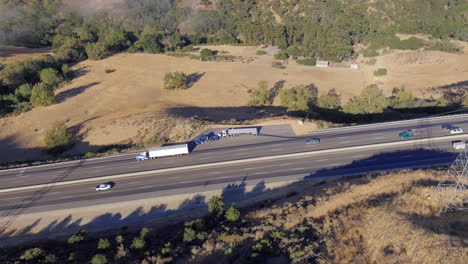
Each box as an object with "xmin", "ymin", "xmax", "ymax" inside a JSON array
[{"xmin": 2, "ymin": 169, "xmax": 466, "ymax": 263}]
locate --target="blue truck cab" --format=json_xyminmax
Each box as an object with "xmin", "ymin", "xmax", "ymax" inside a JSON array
[{"xmin": 136, "ymin": 152, "xmax": 149, "ymax": 161}]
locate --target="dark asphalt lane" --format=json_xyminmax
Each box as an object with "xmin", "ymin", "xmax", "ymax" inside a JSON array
[
  {"xmin": 0, "ymin": 115, "xmax": 467, "ymax": 190},
  {"xmin": 0, "ymin": 140, "xmax": 460, "ymax": 214}
]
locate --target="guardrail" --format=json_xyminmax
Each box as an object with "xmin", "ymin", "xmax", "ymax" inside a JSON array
[
  {"xmin": 1, "ymin": 134, "xmax": 467, "ymax": 194},
  {"xmin": 308, "ymin": 113, "xmax": 468, "ymax": 134}
]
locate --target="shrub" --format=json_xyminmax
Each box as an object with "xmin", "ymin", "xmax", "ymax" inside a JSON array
[
  {"xmin": 249, "ymin": 81, "xmax": 271, "ymax": 107},
  {"xmin": 68, "ymin": 252, "xmax": 78, "ymax": 261},
  {"xmin": 130, "ymin": 236, "xmax": 146, "ymax": 249},
  {"xmin": 454, "ymin": 28, "xmax": 468, "ymax": 41},
  {"xmin": 140, "ymin": 227, "xmax": 150, "ymax": 239},
  {"xmin": 317, "ymin": 88, "xmax": 341, "ymax": 110},
  {"xmin": 343, "ymin": 85, "xmax": 386, "ymax": 114},
  {"xmin": 68, "ymin": 230, "xmax": 85, "ymax": 244},
  {"xmin": 91, "ymin": 254, "xmax": 107, "ymax": 264},
  {"xmin": 15, "ymin": 83, "xmax": 33, "ymax": 100},
  {"xmin": 30, "ymin": 82, "xmax": 54, "ymax": 107},
  {"xmin": 197, "ymin": 231, "xmax": 208, "ymax": 241},
  {"xmin": 104, "ymin": 68, "xmax": 116, "ymax": 74},
  {"xmin": 183, "ymin": 227, "xmax": 196, "ymax": 242},
  {"xmin": 182, "ymin": 45, "xmax": 195, "ymax": 52},
  {"xmin": 426, "ymin": 40, "xmax": 460, "ymax": 53},
  {"xmin": 225, "ymin": 203, "xmax": 240, "ymax": 222},
  {"xmin": 272, "ymin": 61, "xmax": 286, "ymax": 69},
  {"xmin": 85, "ymin": 42, "xmax": 108, "ymax": 60},
  {"xmin": 61, "ymin": 64, "xmax": 72, "ymax": 80},
  {"xmin": 163, "ymin": 71, "xmax": 188, "ymax": 90},
  {"xmin": 256, "ymin": 50, "xmax": 266, "ymax": 55},
  {"xmin": 200, "ymin": 48, "xmax": 215, "ymax": 60},
  {"xmin": 45, "ymin": 122, "xmax": 73, "ymax": 154},
  {"xmin": 365, "ymin": 58, "xmax": 377, "ymax": 65},
  {"xmin": 374, "ymin": 68, "xmax": 387, "ymax": 76},
  {"xmin": 22, "ymin": 248, "xmax": 45, "ymax": 260},
  {"xmin": 85, "ymin": 152, "xmax": 96, "ymax": 158},
  {"xmin": 45, "ymin": 254, "xmax": 58, "ymax": 263},
  {"xmin": 296, "ymin": 58, "xmax": 316, "ymax": 66},
  {"xmin": 208, "ymin": 196, "xmax": 225, "ymax": 218},
  {"xmin": 39, "ymin": 68, "xmax": 63, "ymax": 88},
  {"xmin": 279, "ymin": 85, "xmax": 314, "ymax": 112},
  {"xmin": 161, "ymin": 242, "xmax": 172, "ymax": 256},
  {"xmin": 363, "ymin": 48, "xmax": 379, "ymax": 57},
  {"xmin": 97, "ymin": 238, "xmax": 111, "ymax": 249},
  {"xmin": 274, "ymin": 51, "xmax": 288, "ymax": 60}
]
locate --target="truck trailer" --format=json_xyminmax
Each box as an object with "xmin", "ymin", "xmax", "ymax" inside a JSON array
[
  {"xmin": 222, "ymin": 127, "xmax": 258, "ymax": 137},
  {"xmin": 136, "ymin": 143, "xmax": 189, "ymax": 160}
]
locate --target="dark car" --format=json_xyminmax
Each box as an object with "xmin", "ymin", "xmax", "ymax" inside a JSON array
[
  {"xmin": 441, "ymin": 124, "xmax": 454, "ymax": 130},
  {"xmin": 305, "ymin": 138, "xmax": 320, "ymax": 144}
]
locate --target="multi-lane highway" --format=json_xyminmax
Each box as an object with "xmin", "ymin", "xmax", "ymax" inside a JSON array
[{"xmin": 0, "ymin": 114, "xmax": 467, "ymax": 214}]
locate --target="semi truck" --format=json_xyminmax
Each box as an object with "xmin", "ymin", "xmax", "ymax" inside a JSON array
[
  {"xmin": 195, "ymin": 134, "xmax": 221, "ymax": 145},
  {"xmin": 136, "ymin": 143, "xmax": 189, "ymax": 161},
  {"xmin": 222, "ymin": 127, "xmax": 258, "ymax": 137}
]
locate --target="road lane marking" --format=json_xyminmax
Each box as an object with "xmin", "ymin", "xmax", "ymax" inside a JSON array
[
  {"xmin": 128, "ymin": 182, "xmax": 141, "ymax": 185},
  {"xmin": 271, "ymin": 148, "xmax": 283, "ymax": 151},
  {"xmin": 62, "ymin": 195, "xmax": 74, "ymax": 199},
  {"xmin": 352, "ymin": 154, "xmax": 366, "ymax": 158},
  {"xmin": 374, "ymin": 137, "xmax": 386, "ymax": 139},
  {"xmin": 11, "ymin": 180, "xmax": 25, "ymax": 183},
  {"xmin": 329, "ymin": 163, "xmax": 343, "ymax": 167},
  {"xmin": 180, "ymin": 180, "xmax": 194, "ymax": 184},
  {"xmin": 341, "ymin": 140, "xmax": 352, "ymax": 143},
  {"xmin": 270, "ymin": 144, "xmax": 283, "ymax": 147},
  {"xmin": 316, "ymin": 159, "xmax": 329, "ymax": 162},
  {"xmin": 168, "ymin": 176, "xmax": 180, "ymax": 179},
  {"xmin": 199, "ymin": 157, "xmax": 211, "ymax": 160},
  {"xmin": 371, "ymin": 133, "xmax": 384, "ymax": 135},
  {"xmin": 291, "ymin": 168, "xmax": 305, "ymax": 171},
  {"xmin": 233, "ymin": 152, "xmax": 248, "ymax": 156},
  {"xmin": 217, "ymin": 176, "xmax": 231, "ymax": 179}
]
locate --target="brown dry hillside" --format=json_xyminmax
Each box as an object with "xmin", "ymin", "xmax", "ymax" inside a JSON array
[{"xmin": 0, "ymin": 44, "xmax": 467, "ymax": 163}]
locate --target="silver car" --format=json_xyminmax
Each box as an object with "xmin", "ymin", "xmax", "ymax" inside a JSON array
[
  {"xmin": 450, "ymin": 127, "xmax": 463, "ymax": 134},
  {"xmin": 96, "ymin": 183, "xmax": 112, "ymax": 191}
]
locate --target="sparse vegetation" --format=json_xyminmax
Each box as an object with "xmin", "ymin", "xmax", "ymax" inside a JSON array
[
  {"xmin": 296, "ymin": 58, "xmax": 316, "ymax": 66},
  {"xmin": 163, "ymin": 71, "xmax": 188, "ymax": 90},
  {"xmin": 225, "ymin": 203, "xmax": 241, "ymax": 222},
  {"xmin": 44, "ymin": 122, "xmax": 73, "ymax": 155},
  {"xmin": 200, "ymin": 48, "xmax": 215, "ymax": 60},
  {"xmin": 104, "ymin": 68, "xmax": 116, "ymax": 74},
  {"xmin": 248, "ymin": 81, "xmax": 271, "ymax": 107},
  {"xmin": 256, "ymin": 50, "xmax": 266, "ymax": 55},
  {"xmin": 30, "ymin": 82, "xmax": 54, "ymax": 107},
  {"xmin": 344, "ymin": 85, "xmax": 387, "ymax": 114},
  {"xmin": 21, "ymin": 247, "xmax": 45, "ymax": 260},
  {"xmin": 374, "ymin": 68, "xmax": 388, "ymax": 76},
  {"xmin": 91, "ymin": 254, "xmax": 107, "ymax": 264},
  {"xmin": 280, "ymin": 85, "xmax": 315, "ymax": 112}
]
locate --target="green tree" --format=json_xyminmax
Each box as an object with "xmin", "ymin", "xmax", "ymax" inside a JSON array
[
  {"xmin": 390, "ymin": 88, "xmax": 414, "ymax": 108},
  {"xmin": 130, "ymin": 236, "xmax": 146, "ymax": 250},
  {"xmin": 279, "ymin": 85, "xmax": 314, "ymax": 112},
  {"xmin": 85, "ymin": 42, "xmax": 108, "ymax": 60},
  {"xmin": 30, "ymin": 82, "xmax": 54, "ymax": 107},
  {"xmin": 183, "ymin": 227, "xmax": 196, "ymax": 242},
  {"xmin": 22, "ymin": 248, "xmax": 45, "ymax": 260},
  {"xmin": 44, "ymin": 122, "xmax": 73, "ymax": 155},
  {"xmin": 200, "ymin": 48, "xmax": 215, "ymax": 60},
  {"xmin": 249, "ymin": 81, "xmax": 271, "ymax": 107},
  {"xmin": 15, "ymin": 83, "xmax": 33, "ymax": 100},
  {"xmin": 317, "ymin": 89, "xmax": 341, "ymax": 110},
  {"xmin": 343, "ymin": 85, "xmax": 386, "ymax": 114},
  {"xmin": 163, "ymin": 72, "xmax": 188, "ymax": 90},
  {"xmin": 97, "ymin": 238, "xmax": 111, "ymax": 250},
  {"xmin": 225, "ymin": 203, "xmax": 240, "ymax": 222},
  {"xmin": 91, "ymin": 254, "xmax": 107, "ymax": 264},
  {"xmin": 55, "ymin": 37, "xmax": 86, "ymax": 62},
  {"xmin": 208, "ymin": 196, "xmax": 225, "ymax": 218},
  {"xmin": 45, "ymin": 254, "xmax": 58, "ymax": 264},
  {"xmin": 136, "ymin": 28, "xmax": 163, "ymax": 53},
  {"xmin": 40, "ymin": 68, "xmax": 63, "ymax": 88},
  {"xmin": 61, "ymin": 64, "xmax": 73, "ymax": 80}
]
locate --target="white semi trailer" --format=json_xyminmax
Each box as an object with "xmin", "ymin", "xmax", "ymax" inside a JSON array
[
  {"xmin": 136, "ymin": 143, "xmax": 189, "ymax": 161},
  {"xmin": 222, "ymin": 127, "xmax": 258, "ymax": 137}
]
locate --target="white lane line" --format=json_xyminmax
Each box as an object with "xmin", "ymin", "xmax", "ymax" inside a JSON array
[
  {"xmin": 270, "ymin": 144, "xmax": 282, "ymax": 147},
  {"xmin": 86, "ymin": 170, "xmax": 101, "ymax": 173},
  {"xmin": 127, "ymin": 165, "xmax": 139, "ymax": 168},
  {"xmin": 4, "ymin": 196, "xmax": 26, "ymax": 200},
  {"xmin": 11, "ymin": 180, "xmax": 25, "ymax": 183},
  {"xmin": 180, "ymin": 180, "xmax": 194, "ymax": 184},
  {"xmin": 341, "ymin": 140, "xmax": 352, "ymax": 143},
  {"xmin": 49, "ymin": 191, "xmax": 62, "ymax": 195},
  {"xmin": 137, "ymin": 185, "xmax": 153, "ymax": 189},
  {"xmin": 329, "ymin": 163, "xmax": 343, "ymax": 167},
  {"xmin": 233, "ymin": 152, "xmax": 248, "ymax": 156},
  {"xmin": 352, "ymin": 154, "xmax": 366, "ymax": 158},
  {"xmin": 270, "ymin": 148, "xmax": 283, "ymax": 151},
  {"xmin": 167, "ymin": 176, "xmax": 180, "ymax": 179},
  {"xmin": 62, "ymin": 195, "xmax": 74, "ymax": 199},
  {"xmin": 252, "ymin": 172, "xmax": 265, "ymax": 175},
  {"xmin": 371, "ymin": 133, "xmax": 384, "ymax": 136},
  {"xmin": 374, "ymin": 137, "xmax": 386, "ymax": 139},
  {"xmin": 217, "ymin": 176, "xmax": 231, "ymax": 179},
  {"xmin": 291, "ymin": 167, "xmax": 305, "ymax": 171},
  {"xmin": 316, "ymin": 158, "xmax": 329, "ymax": 162},
  {"xmin": 199, "ymin": 157, "xmax": 211, "ymax": 160},
  {"xmin": 339, "ymin": 136, "xmax": 351, "ymax": 139},
  {"xmin": 128, "ymin": 182, "xmax": 141, "ymax": 185}
]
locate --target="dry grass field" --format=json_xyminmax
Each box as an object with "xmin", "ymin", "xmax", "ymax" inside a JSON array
[{"xmin": 0, "ymin": 42, "xmax": 467, "ymax": 163}]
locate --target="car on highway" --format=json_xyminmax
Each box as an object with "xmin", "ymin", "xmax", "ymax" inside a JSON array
[
  {"xmin": 441, "ymin": 124, "xmax": 454, "ymax": 130},
  {"xmin": 399, "ymin": 131, "xmax": 414, "ymax": 139},
  {"xmin": 305, "ymin": 138, "xmax": 320, "ymax": 144},
  {"xmin": 452, "ymin": 141, "xmax": 467, "ymax": 149},
  {"xmin": 449, "ymin": 127, "xmax": 463, "ymax": 134},
  {"xmin": 96, "ymin": 183, "xmax": 112, "ymax": 191}
]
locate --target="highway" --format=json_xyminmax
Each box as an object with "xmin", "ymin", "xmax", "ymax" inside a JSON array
[{"xmin": 0, "ymin": 114, "xmax": 467, "ymax": 214}]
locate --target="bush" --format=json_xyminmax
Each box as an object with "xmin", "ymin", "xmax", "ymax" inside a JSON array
[
  {"xmin": 208, "ymin": 196, "xmax": 225, "ymax": 218},
  {"xmin": 130, "ymin": 236, "xmax": 146, "ymax": 249},
  {"xmin": 343, "ymin": 85, "xmax": 387, "ymax": 114},
  {"xmin": 163, "ymin": 72, "xmax": 188, "ymax": 90},
  {"xmin": 61, "ymin": 64, "xmax": 72, "ymax": 80},
  {"xmin": 85, "ymin": 42, "xmax": 108, "ymax": 60},
  {"xmin": 15, "ymin": 83, "xmax": 33, "ymax": 100},
  {"xmin": 454, "ymin": 28, "xmax": 468, "ymax": 41},
  {"xmin": 317, "ymin": 89, "xmax": 341, "ymax": 110},
  {"xmin": 30, "ymin": 82, "xmax": 54, "ymax": 107},
  {"xmin": 279, "ymin": 85, "xmax": 314, "ymax": 112},
  {"xmin": 363, "ymin": 48, "xmax": 379, "ymax": 57},
  {"xmin": 374, "ymin": 68, "xmax": 387, "ymax": 76},
  {"xmin": 183, "ymin": 227, "xmax": 196, "ymax": 242},
  {"xmin": 45, "ymin": 254, "xmax": 58, "ymax": 263},
  {"xmin": 22, "ymin": 248, "xmax": 45, "ymax": 260},
  {"xmin": 139, "ymin": 227, "xmax": 150, "ymax": 239},
  {"xmin": 296, "ymin": 58, "xmax": 316, "ymax": 66},
  {"xmin": 45, "ymin": 122, "xmax": 73, "ymax": 154},
  {"xmin": 85, "ymin": 151, "xmax": 96, "ymax": 158},
  {"xmin": 249, "ymin": 81, "xmax": 271, "ymax": 107},
  {"xmin": 39, "ymin": 68, "xmax": 63, "ymax": 88},
  {"xmin": 105, "ymin": 68, "xmax": 116, "ymax": 74},
  {"xmin": 68, "ymin": 230, "xmax": 85, "ymax": 244},
  {"xmin": 274, "ymin": 51, "xmax": 288, "ymax": 60},
  {"xmin": 365, "ymin": 58, "xmax": 377, "ymax": 65},
  {"xmin": 426, "ymin": 40, "xmax": 460, "ymax": 53},
  {"xmin": 272, "ymin": 61, "xmax": 286, "ymax": 69},
  {"xmin": 91, "ymin": 254, "xmax": 107, "ymax": 264},
  {"xmin": 97, "ymin": 238, "xmax": 111, "ymax": 249},
  {"xmin": 200, "ymin": 48, "xmax": 215, "ymax": 60},
  {"xmin": 197, "ymin": 231, "xmax": 208, "ymax": 241},
  {"xmin": 225, "ymin": 203, "xmax": 240, "ymax": 222},
  {"xmin": 182, "ymin": 45, "xmax": 195, "ymax": 52},
  {"xmin": 256, "ymin": 50, "xmax": 266, "ymax": 55}
]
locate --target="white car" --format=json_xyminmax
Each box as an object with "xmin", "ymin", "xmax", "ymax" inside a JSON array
[
  {"xmin": 452, "ymin": 141, "xmax": 467, "ymax": 150},
  {"xmin": 96, "ymin": 183, "xmax": 112, "ymax": 191},
  {"xmin": 450, "ymin": 127, "xmax": 463, "ymax": 134}
]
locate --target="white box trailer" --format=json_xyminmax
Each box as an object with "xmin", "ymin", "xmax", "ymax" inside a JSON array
[
  {"xmin": 136, "ymin": 143, "xmax": 189, "ymax": 160},
  {"xmin": 452, "ymin": 141, "xmax": 467, "ymax": 149},
  {"xmin": 222, "ymin": 127, "xmax": 258, "ymax": 137}
]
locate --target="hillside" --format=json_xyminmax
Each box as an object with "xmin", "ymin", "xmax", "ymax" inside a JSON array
[{"xmin": 1, "ymin": 169, "xmax": 466, "ymax": 263}]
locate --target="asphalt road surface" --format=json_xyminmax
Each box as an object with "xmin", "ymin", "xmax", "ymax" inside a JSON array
[{"xmin": 0, "ymin": 115, "xmax": 467, "ymax": 214}]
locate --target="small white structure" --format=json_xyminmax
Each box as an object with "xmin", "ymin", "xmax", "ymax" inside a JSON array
[
  {"xmin": 350, "ymin": 63, "xmax": 359, "ymax": 69},
  {"xmin": 316, "ymin": 61, "xmax": 329, "ymax": 67}
]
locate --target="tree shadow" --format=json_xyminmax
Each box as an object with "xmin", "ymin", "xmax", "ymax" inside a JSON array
[
  {"xmin": 187, "ymin": 72, "xmax": 205, "ymax": 88},
  {"xmin": 55, "ymin": 82, "xmax": 101, "ymax": 103},
  {"xmin": 269, "ymin": 80, "xmax": 286, "ymax": 104}
]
